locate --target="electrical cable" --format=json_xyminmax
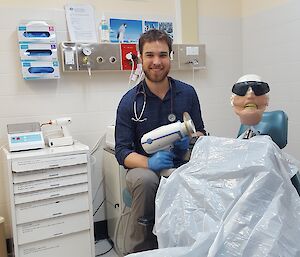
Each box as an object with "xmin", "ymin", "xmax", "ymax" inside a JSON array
[
  {"xmin": 92, "ymin": 178, "xmax": 104, "ymax": 203},
  {"xmin": 95, "ymin": 239, "xmax": 114, "ymax": 256},
  {"xmin": 135, "ymin": 70, "xmax": 144, "ymax": 86},
  {"xmin": 128, "ymin": 57, "xmax": 135, "ymax": 86},
  {"xmin": 93, "ymin": 197, "xmax": 105, "ymax": 216},
  {"xmin": 90, "ymin": 134, "xmax": 106, "ymax": 155}
]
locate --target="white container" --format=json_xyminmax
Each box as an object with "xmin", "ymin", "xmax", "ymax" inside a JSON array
[{"xmin": 99, "ymin": 15, "xmax": 110, "ymax": 43}]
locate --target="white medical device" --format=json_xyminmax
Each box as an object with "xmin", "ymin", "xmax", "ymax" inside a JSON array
[
  {"xmin": 7, "ymin": 122, "xmax": 45, "ymax": 152},
  {"xmin": 105, "ymin": 125, "xmax": 116, "ymax": 150},
  {"xmin": 46, "ymin": 117, "xmax": 74, "ymax": 147},
  {"xmin": 141, "ymin": 112, "xmax": 196, "ymax": 154}
]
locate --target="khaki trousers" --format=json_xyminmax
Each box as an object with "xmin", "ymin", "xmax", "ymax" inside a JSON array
[{"xmin": 125, "ymin": 168, "xmax": 160, "ymax": 254}]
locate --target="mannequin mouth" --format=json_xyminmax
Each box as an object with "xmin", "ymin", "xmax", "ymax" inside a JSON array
[{"xmin": 244, "ymin": 103, "xmax": 257, "ymax": 109}]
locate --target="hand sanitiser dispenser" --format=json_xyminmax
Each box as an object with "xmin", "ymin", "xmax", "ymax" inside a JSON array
[{"xmin": 7, "ymin": 122, "xmax": 45, "ymax": 152}]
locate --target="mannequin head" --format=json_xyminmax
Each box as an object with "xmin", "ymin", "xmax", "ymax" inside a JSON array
[{"xmin": 231, "ymin": 74, "xmax": 270, "ymax": 126}]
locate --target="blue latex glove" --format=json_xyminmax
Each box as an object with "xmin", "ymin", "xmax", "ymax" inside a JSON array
[
  {"xmin": 172, "ymin": 136, "xmax": 190, "ymax": 159},
  {"xmin": 148, "ymin": 151, "xmax": 175, "ymax": 173}
]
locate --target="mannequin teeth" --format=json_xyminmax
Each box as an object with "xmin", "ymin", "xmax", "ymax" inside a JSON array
[{"xmin": 244, "ymin": 103, "xmax": 257, "ymax": 109}]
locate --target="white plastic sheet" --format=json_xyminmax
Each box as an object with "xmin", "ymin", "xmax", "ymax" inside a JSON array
[{"xmin": 127, "ymin": 136, "xmax": 300, "ymax": 257}]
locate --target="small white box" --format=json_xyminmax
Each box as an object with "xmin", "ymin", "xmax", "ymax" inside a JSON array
[
  {"xmin": 21, "ymin": 60, "xmax": 60, "ymax": 80},
  {"xmin": 19, "ymin": 43, "xmax": 58, "ymax": 61},
  {"xmin": 18, "ymin": 21, "xmax": 56, "ymax": 43}
]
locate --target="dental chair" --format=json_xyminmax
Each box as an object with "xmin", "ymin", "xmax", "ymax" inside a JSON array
[{"xmin": 237, "ymin": 110, "xmax": 300, "ymax": 196}]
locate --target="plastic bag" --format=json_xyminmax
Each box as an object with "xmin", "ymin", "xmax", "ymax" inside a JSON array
[{"xmin": 128, "ymin": 136, "xmax": 300, "ymax": 257}]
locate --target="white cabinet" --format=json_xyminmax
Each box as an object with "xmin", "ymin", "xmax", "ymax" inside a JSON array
[
  {"xmin": 103, "ymin": 148, "xmax": 126, "ymax": 245},
  {"xmin": 3, "ymin": 142, "xmax": 95, "ymax": 257}
]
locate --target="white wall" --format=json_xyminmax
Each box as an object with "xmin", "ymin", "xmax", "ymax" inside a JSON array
[
  {"xmin": 196, "ymin": 0, "xmax": 242, "ymax": 136},
  {"xmin": 242, "ymin": 0, "xmax": 300, "ymax": 159}
]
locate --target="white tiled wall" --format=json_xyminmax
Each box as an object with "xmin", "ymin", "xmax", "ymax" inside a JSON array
[
  {"xmin": 242, "ymin": 0, "xmax": 300, "ymax": 159},
  {"xmin": 196, "ymin": 15, "xmax": 242, "ymax": 137}
]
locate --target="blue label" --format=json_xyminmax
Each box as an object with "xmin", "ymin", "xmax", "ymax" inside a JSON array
[
  {"xmin": 18, "ymin": 26, "xmax": 26, "ymax": 31},
  {"xmin": 20, "ymin": 44, "xmax": 29, "ymax": 49},
  {"xmin": 101, "ymin": 24, "xmax": 109, "ymax": 30},
  {"xmin": 11, "ymin": 134, "xmax": 42, "ymax": 144},
  {"xmin": 22, "ymin": 62, "xmax": 31, "ymax": 67}
]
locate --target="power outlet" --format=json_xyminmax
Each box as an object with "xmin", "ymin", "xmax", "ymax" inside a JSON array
[{"xmin": 120, "ymin": 43, "xmax": 138, "ymax": 70}]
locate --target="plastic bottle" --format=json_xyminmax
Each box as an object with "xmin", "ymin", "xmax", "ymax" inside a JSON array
[{"xmin": 99, "ymin": 15, "xmax": 110, "ymax": 43}]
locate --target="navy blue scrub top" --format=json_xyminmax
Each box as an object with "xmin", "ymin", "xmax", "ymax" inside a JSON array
[{"xmin": 115, "ymin": 77, "xmax": 206, "ymax": 166}]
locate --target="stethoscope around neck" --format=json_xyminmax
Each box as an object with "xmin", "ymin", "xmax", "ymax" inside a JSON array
[{"xmin": 131, "ymin": 79, "xmax": 176, "ymax": 123}]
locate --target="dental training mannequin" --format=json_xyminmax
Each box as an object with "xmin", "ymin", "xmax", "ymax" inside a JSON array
[
  {"xmin": 231, "ymin": 74, "xmax": 270, "ymax": 138},
  {"xmin": 123, "ymin": 74, "xmax": 300, "ymax": 257}
]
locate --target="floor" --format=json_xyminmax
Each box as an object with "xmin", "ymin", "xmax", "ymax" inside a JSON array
[{"xmin": 95, "ymin": 239, "xmax": 119, "ymax": 257}]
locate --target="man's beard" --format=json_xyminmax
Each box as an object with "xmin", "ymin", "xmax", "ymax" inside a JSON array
[{"xmin": 143, "ymin": 67, "xmax": 170, "ymax": 83}]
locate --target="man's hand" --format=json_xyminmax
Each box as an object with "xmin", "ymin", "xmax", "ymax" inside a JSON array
[
  {"xmin": 148, "ymin": 151, "xmax": 175, "ymax": 172},
  {"xmin": 172, "ymin": 136, "xmax": 190, "ymax": 159}
]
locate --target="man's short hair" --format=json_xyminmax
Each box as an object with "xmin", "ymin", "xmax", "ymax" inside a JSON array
[{"xmin": 138, "ymin": 29, "xmax": 172, "ymax": 54}]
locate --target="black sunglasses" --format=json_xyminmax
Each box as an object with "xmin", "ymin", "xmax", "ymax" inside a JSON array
[{"xmin": 232, "ymin": 81, "xmax": 270, "ymax": 96}]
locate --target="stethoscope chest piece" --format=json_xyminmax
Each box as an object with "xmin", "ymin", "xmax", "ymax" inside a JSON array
[
  {"xmin": 168, "ymin": 113, "xmax": 176, "ymax": 122},
  {"xmin": 132, "ymin": 79, "xmax": 175, "ymax": 123}
]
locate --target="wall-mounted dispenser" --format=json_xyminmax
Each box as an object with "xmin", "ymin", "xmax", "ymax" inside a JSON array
[
  {"xmin": 177, "ymin": 44, "xmax": 206, "ymax": 69},
  {"xmin": 18, "ymin": 21, "xmax": 60, "ymax": 80}
]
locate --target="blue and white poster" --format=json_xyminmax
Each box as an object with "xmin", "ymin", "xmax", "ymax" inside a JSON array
[
  {"xmin": 159, "ymin": 22, "xmax": 173, "ymax": 39},
  {"xmin": 109, "ymin": 18, "xmax": 143, "ymax": 43},
  {"xmin": 144, "ymin": 21, "xmax": 159, "ymax": 32}
]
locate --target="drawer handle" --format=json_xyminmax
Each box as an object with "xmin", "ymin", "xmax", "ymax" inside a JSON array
[
  {"xmin": 50, "ymin": 184, "xmax": 60, "ymax": 187},
  {"xmin": 49, "ymin": 164, "xmax": 59, "ymax": 168},
  {"xmin": 49, "ymin": 173, "xmax": 59, "ymax": 177},
  {"xmin": 53, "ymin": 232, "xmax": 63, "ymax": 237},
  {"xmin": 52, "ymin": 212, "xmax": 62, "ymax": 216},
  {"xmin": 50, "ymin": 193, "xmax": 60, "ymax": 197}
]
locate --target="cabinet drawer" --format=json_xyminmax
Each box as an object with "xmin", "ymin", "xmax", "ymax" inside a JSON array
[
  {"xmin": 13, "ymin": 164, "xmax": 87, "ymax": 183},
  {"xmin": 12, "ymin": 154, "xmax": 87, "ymax": 172},
  {"xmin": 14, "ymin": 183, "xmax": 88, "ymax": 204},
  {"xmin": 17, "ymin": 211, "xmax": 90, "ymax": 245},
  {"xmin": 15, "ymin": 192, "xmax": 89, "ymax": 224},
  {"xmin": 14, "ymin": 173, "xmax": 88, "ymax": 194},
  {"xmin": 19, "ymin": 230, "xmax": 93, "ymax": 257}
]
